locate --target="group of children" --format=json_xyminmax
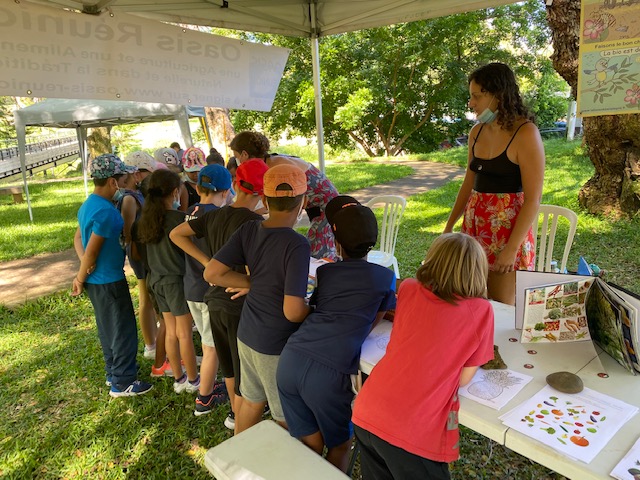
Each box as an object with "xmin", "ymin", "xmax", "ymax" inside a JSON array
[{"xmin": 73, "ymin": 144, "xmax": 496, "ymax": 479}]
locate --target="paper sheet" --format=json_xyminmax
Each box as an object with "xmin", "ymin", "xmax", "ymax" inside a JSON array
[
  {"xmin": 500, "ymin": 385, "xmax": 638, "ymax": 463},
  {"xmin": 359, "ymin": 320, "xmax": 393, "ymax": 369},
  {"xmin": 610, "ymin": 436, "xmax": 640, "ymax": 480},
  {"xmin": 459, "ymin": 369, "xmax": 532, "ymax": 410}
]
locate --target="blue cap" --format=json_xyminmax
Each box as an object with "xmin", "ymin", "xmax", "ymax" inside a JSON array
[{"xmin": 198, "ymin": 164, "xmax": 232, "ymax": 191}]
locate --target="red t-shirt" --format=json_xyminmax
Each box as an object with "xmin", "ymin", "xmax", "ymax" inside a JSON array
[{"xmin": 352, "ymin": 278, "xmax": 494, "ymax": 463}]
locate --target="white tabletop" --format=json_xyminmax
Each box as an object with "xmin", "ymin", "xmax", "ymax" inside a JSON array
[
  {"xmin": 204, "ymin": 420, "xmax": 350, "ymax": 480},
  {"xmin": 358, "ymin": 300, "xmax": 640, "ymax": 479}
]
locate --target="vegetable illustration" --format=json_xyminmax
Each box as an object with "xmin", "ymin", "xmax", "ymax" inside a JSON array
[
  {"xmin": 541, "ymin": 427, "xmax": 556, "ymax": 434},
  {"xmin": 570, "ymin": 436, "xmax": 589, "ymax": 447}
]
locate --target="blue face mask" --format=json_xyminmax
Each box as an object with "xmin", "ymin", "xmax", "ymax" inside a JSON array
[
  {"xmin": 112, "ymin": 188, "xmax": 124, "ymax": 203},
  {"xmin": 172, "ymin": 197, "xmax": 181, "ymax": 210},
  {"xmin": 476, "ymin": 97, "xmax": 497, "ymax": 124}
]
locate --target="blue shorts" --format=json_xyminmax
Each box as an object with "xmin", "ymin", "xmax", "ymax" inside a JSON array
[{"xmin": 276, "ymin": 348, "xmax": 354, "ymax": 448}]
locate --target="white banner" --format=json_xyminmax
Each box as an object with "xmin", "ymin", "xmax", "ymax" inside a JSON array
[{"xmin": 0, "ymin": 1, "xmax": 289, "ymax": 110}]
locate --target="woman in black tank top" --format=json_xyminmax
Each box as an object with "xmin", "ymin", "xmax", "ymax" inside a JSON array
[{"xmin": 444, "ymin": 63, "xmax": 545, "ymax": 305}]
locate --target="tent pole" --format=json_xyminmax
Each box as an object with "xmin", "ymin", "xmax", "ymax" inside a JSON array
[
  {"xmin": 178, "ymin": 107, "xmax": 194, "ymax": 149},
  {"xmin": 200, "ymin": 116, "xmax": 213, "ymax": 150},
  {"xmin": 76, "ymin": 126, "xmax": 89, "ymax": 198},
  {"xmin": 310, "ymin": 8, "xmax": 325, "ymax": 173},
  {"xmin": 16, "ymin": 122, "xmax": 34, "ymax": 223}
]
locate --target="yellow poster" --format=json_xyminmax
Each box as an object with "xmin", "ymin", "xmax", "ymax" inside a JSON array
[{"xmin": 578, "ymin": 0, "xmax": 640, "ymax": 116}]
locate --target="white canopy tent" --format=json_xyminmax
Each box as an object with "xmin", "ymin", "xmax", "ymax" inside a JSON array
[
  {"xmin": 27, "ymin": 0, "xmax": 520, "ymax": 172},
  {"xmin": 14, "ymin": 99, "xmax": 209, "ymax": 221}
]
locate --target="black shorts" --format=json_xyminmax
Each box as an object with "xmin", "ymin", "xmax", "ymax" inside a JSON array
[
  {"xmin": 208, "ymin": 305, "xmax": 241, "ymax": 396},
  {"xmin": 151, "ymin": 281, "xmax": 190, "ymax": 316}
]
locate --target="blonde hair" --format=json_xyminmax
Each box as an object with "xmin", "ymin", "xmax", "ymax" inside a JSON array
[{"xmin": 416, "ymin": 233, "xmax": 488, "ymax": 304}]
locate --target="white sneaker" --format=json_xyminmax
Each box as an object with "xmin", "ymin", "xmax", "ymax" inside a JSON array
[
  {"xmin": 224, "ymin": 412, "xmax": 235, "ymax": 430},
  {"xmin": 143, "ymin": 345, "xmax": 156, "ymax": 359},
  {"xmin": 174, "ymin": 375, "xmax": 200, "ymax": 394}
]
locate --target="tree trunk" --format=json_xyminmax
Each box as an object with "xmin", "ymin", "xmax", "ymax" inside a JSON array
[
  {"xmin": 87, "ymin": 127, "xmax": 112, "ymax": 159},
  {"xmin": 546, "ymin": 0, "xmax": 640, "ymax": 215},
  {"xmin": 205, "ymin": 107, "xmax": 235, "ymax": 160}
]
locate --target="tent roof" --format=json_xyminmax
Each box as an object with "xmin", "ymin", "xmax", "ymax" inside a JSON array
[
  {"xmin": 14, "ymin": 99, "xmax": 205, "ymax": 129},
  {"xmin": 31, "ymin": 0, "xmax": 520, "ymax": 37}
]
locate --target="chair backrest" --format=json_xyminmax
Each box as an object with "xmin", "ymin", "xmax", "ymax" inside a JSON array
[
  {"xmin": 535, "ymin": 204, "xmax": 578, "ymax": 273},
  {"xmin": 365, "ymin": 195, "xmax": 407, "ymax": 255}
]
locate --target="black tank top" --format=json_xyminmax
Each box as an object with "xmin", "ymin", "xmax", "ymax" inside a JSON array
[{"xmin": 470, "ymin": 122, "xmax": 528, "ymax": 193}]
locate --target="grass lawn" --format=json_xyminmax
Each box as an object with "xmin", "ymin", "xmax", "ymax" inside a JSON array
[
  {"xmin": 0, "ymin": 162, "xmax": 412, "ymax": 262},
  {"xmin": 2, "ymin": 138, "xmax": 639, "ymax": 479}
]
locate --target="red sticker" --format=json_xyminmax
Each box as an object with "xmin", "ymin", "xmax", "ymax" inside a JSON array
[
  {"xmin": 524, "ymin": 364, "xmax": 534, "ymax": 369},
  {"xmin": 597, "ymin": 372, "xmax": 609, "ymax": 378},
  {"xmin": 527, "ymin": 350, "xmax": 537, "ymax": 355},
  {"xmin": 509, "ymin": 338, "xmax": 518, "ymax": 342}
]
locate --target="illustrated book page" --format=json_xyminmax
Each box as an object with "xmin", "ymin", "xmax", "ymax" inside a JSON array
[
  {"xmin": 500, "ymin": 385, "xmax": 638, "ymax": 463},
  {"xmin": 610, "ymin": 436, "xmax": 640, "ymax": 480}
]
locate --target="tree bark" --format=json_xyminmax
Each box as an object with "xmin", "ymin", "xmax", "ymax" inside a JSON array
[
  {"xmin": 87, "ymin": 127, "xmax": 112, "ymax": 159},
  {"xmin": 205, "ymin": 107, "xmax": 235, "ymax": 159},
  {"xmin": 546, "ymin": 0, "xmax": 640, "ymax": 215}
]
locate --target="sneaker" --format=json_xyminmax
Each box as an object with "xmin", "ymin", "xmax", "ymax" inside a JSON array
[
  {"xmin": 143, "ymin": 345, "xmax": 156, "ymax": 359},
  {"xmin": 213, "ymin": 381, "xmax": 227, "ymax": 395},
  {"xmin": 224, "ymin": 411, "xmax": 235, "ymax": 430},
  {"xmin": 263, "ymin": 404, "xmax": 270, "ymax": 417},
  {"xmin": 194, "ymin": 392, "xmax": 227, "ymax": 416},
  {"xmin": 150, "ymin": 359, "xmax": 173, "ymax": 377},
  {"xmin": 174, "ymin": 375, "xmax": 200, "ymax": 394},
  {"xmin": 109, "ymin": 380, "xmax": 153, "ymax": 398},
  {"xmin": 105, "ymin": 374, "xmax": 112, "ymax": 387}
]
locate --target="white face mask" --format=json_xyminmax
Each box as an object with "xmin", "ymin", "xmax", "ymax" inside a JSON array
[
  {"xmin": 477, "ymin": 97, "xmax": 497, "ymax": 124},
  {"xmin": 297, "ymin": 202, "xmax": 305, "ymax": 222}
]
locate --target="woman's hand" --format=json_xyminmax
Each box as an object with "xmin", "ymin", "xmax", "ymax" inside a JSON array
[{"xmin": 493, "ymin": 248, "xmax": 517, "ymax": 274}]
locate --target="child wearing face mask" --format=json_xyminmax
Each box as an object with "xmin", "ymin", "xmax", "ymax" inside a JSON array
[
  {"xmin": 204, "ymin": 163, "xmax": 311, "ymax": 434},
  {"xmin": 72, "ymin": 154, "xmax": 153, "ymax": 397},
  {"xmin": 135, "ymin": 169, "xmax": 200, "ymax": 394}
]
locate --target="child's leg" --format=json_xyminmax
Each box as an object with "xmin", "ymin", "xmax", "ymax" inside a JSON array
[
  {"xmin": 162, "ymin": 312, "xmax": 181, "ymax": 379},
  {"xmin": 209, "ymin": 308, "xmax": 240, "ymax": 413},
  {"xmin": 326, "ymin": 438, "xmax": 353, "ymax": 472},
  {"xmin": 300, "ymin": 432, "xmax": 324, "ymax": 455},
  {"xmin": 175, "ymin": 312, "xmax": 198, "ymax": 381},
  {"xmin": 188, "ymin": 301, "xmax": 218, "ymax": 395},
  {"xmin": 154, "ymin": 313, "xmax": 166, "ymax": 369},
  {"xmin": 137, "ymin": 279, "xmax": 157, "ymax": 349},
  {"xmin": 235, "ymin": 340, "xmax": 271, "ymax": 434}
]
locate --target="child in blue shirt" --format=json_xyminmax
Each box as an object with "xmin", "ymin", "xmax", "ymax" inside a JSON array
[
  {"xmin": 72, "ymin": 154, "xmax": 152, "ymax": 398},
  {"xmin": 276, "ymin": 195, "xmax": 396, "ymax": 472},
  {"xmin": 205, "ymin": 164, "xmax": 311, "ymax": 434}
]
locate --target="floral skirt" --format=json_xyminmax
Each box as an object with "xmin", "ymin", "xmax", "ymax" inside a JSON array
[{"xmin": 462, "ymin": 191, "xmax": 535, "ymax": 271}]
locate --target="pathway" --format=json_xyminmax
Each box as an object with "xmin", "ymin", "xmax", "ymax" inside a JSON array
[{"xmin": 0, "ymin": 161, "xmax": 463, "ymax": 308}]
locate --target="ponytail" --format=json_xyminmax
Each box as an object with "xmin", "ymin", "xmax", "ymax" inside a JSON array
[{"xmin": 137, "ymin": 170, "xmax": 181, "ymax": 244}]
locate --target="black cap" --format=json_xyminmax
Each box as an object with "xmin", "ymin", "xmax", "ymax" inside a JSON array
[
  {"xmin": 331, "ymin": 204, "xmax": 378, "ymax": 257},
  {"xmin": 325, "ymin": 195, "xmax": 361, "ymax": 226}
]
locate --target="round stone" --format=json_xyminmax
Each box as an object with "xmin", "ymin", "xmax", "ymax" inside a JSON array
[{"xmin": 546, "ymin": 371, "xmax": 584, "ymax": 394}]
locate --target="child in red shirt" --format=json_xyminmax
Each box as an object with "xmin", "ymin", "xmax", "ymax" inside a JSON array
[{"xmin": 352, "ymin": 233, "xmax": 495, "ymax": 479}]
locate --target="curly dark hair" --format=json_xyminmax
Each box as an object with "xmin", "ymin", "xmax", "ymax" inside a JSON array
[
  {"xmin": 229, "ymin": 131, "xmax": 270, "ymax": 159},
  {"xmin": 468, "ymin": 63, "xmax": 535, "ymax": 130},
  {"xmin": 136, "ymin": 169, "xmax": 181, "ymax": 244}
]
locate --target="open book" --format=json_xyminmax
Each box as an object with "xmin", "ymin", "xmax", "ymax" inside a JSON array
[{"xmin": 516, "ymin": 271, "xmax": 640, "ymax": 375}]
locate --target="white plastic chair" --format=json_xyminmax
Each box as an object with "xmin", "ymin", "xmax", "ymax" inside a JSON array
[
  {"xmin": 534, "ymin": 204, "xmax": 578, "ymax": 273},
  {"xmin": 365, "ymin": 195, "xmax": 406, "ymax": 278}
]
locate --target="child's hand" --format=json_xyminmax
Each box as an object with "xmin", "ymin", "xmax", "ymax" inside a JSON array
[
  {"xmin": 71, "ymin": 277, "xmax": 84, "ymax": 296},
  {"xmin": 225, "ymin": 287, "xmax": 249, "ymax": 300}
]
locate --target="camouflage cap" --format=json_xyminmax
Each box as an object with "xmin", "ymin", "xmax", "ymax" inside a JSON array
[{"xmin": 90, "ymin": 154, "xmax": 137, "ymax": 179}]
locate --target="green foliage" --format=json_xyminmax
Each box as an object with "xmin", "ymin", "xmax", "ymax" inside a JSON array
[{"xmin": 231, "ymin": 1, "xmax": 568, "ymax": 156}]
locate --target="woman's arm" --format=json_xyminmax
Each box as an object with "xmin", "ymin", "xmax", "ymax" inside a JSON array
[
  {"xmin": 169, "ymin": 222, "xmax": 210, "ymax": 267},
  {"xmin": 443, "ymin": 124, "xmax": 479, "ymax": 233},
  {"xmin": 493, "ymin": 123, "xmax": 545, "ymax": 274}
]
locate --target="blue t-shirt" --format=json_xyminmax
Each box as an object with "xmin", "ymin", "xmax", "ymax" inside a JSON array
[
  {"xmin": 77, "ymin": 193, "xmax": 126, "ymax": 285},
  {"xmin": 183, "ymin": 203, "xmax": 219, "ymax": 302},
  {"xmin": 285, "ymin": 259, "xmax": 396, "ymax": 374},
  {"xmin": 214, "ymin": 220, "xmax": 311, "ymax": 355}
]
